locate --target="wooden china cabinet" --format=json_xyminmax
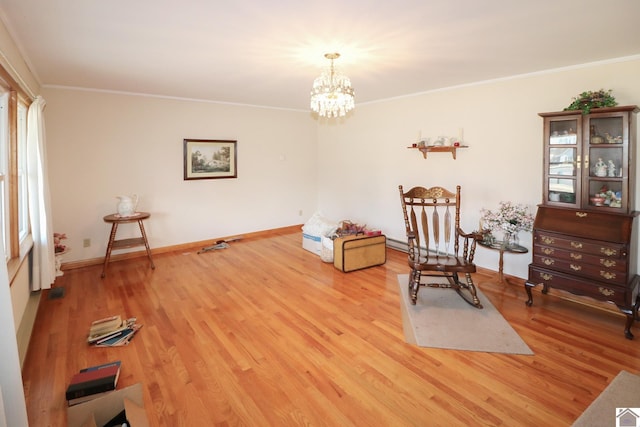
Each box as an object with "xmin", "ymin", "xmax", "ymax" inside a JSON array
[{"xmin": 525, "ymin": 105, "xmax": 640, "ymax": 339}]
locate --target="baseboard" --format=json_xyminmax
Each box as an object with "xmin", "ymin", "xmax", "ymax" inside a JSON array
[
  {"xmin": 61, "ymin": 224, "xmax": 303, "ymax": 271},
  {"xmin": 386, "ymin": 237, "xmax": 408, "ymax": 252}
]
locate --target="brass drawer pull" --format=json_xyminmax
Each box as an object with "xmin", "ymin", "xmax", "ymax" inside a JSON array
[
  {"xmin": 570, "ymin": 253, "xmax": 582, "ymax": 260},
  {"xmin": 600, "ymin": 247, "xmax": 617, "ymax": 256},
  {"xmin": 542, "ymin": 258, "xmax": 554, "ymax": 266},
  {"xmin": 576, "ymin": 212, "xmax": 588, "ymax": 218},
  {"xmin": 598, "ymin": 287, "xmax": 615, "ymax": 297},
  {"xmin": 542, "ymin": 248, "xmax": 554, "ymax": 255},
  {"xmin": 600, "ymin": 271, "xmax": 616, "ymax": 280},
  {"xmin": 540, "ymin": 273, "xmax": 553, "ymax": 281},
  {"xmin": 570, "ymin": 241, "xmax": 583, "ymax": 249},
  {"xmin": 601, "ymin": 259, "xmax": 616, "ymax": 267},
  {"xmin": 541, "ymin": 236, "xmax": 554, "ymax": 245},
  {"xmin": 570, "ymin": 264, "xmax": 582, "ymax": 271}
]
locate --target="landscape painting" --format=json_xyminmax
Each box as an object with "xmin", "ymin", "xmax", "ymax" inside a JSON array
[{"xmin": 184, "ymin": 139, "xmax": 237, "ymax": 180}]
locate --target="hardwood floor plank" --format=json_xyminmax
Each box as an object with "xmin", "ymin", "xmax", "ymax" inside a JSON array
[{"xmin": 21, "ymin": 229, "xmax": 640, "ymax": 426}]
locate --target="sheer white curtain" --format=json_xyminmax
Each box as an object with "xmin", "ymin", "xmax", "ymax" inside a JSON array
[{"xmin": 27, "ymin": 96, "xmax": 55, "ymax": 291}]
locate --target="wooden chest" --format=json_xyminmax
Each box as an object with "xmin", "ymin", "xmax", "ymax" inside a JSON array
[{"xmin": 333, "ymin": 234, "xmax": 386, "ymax": 272}]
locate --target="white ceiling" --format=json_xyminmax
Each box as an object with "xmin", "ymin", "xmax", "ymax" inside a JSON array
[{"xmin": 0, "ymin": 0, "xmax": 639, "ymax": 111}]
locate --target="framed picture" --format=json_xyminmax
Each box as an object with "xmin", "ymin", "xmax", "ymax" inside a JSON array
[{"xmin": 183, "ymin": 139, "xmax": 237, "ymax": 180}]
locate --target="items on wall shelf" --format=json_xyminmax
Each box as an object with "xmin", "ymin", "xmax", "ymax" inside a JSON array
[
  {"xmin": 407, "ymin": 144, "xmax": 468, "ymax": 159},
  {"xmin": 409, "ymin": 130, "xmax": 468, "ymax": 159}
]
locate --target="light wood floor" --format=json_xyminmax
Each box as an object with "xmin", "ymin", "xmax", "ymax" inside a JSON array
[{"xmin": 22, "ymin": 229, "xmax": 640, "ymax": 426}]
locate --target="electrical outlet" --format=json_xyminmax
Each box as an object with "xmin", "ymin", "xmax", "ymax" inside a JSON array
[{"xmin": 83, "ymin": 238, "xmax": 91, "ymax": 248}]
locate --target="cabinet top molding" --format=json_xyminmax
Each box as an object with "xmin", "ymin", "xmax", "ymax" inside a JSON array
[{"xmin": 539, "ymin": 105, "xmax": 639, "ymax": 118}]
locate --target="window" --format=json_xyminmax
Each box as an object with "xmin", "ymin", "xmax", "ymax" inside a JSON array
[{"xmin": 0, "ymin": 68, "xmax": 33, "ymax": 271}]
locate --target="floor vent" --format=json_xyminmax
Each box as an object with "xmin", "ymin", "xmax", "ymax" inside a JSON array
[{"xmin": 48, "ymin": 287, "xmax": 65, "ymax": 300}]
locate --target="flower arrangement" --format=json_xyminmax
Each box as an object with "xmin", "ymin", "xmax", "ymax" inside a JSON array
[
  {"xmin": 480, "ymin": 202, "xmax": 534, "ymax": 238},
  {"xmin": 54, "ymin": 232, "xmax": 67, "ymax": 253}
]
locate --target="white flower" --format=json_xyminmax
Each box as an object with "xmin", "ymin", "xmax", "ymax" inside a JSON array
[{"xmin": 480, "ymin": 202, "xmax": 534, "ymax": 235}]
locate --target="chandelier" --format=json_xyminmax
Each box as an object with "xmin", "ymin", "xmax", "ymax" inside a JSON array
[{"xmin": 310, "ymin": 53, "xmax": 355, "ymax": 118}]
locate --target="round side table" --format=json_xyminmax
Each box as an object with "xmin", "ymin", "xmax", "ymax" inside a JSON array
[
  {"xmin": 478, "ymin": 240, "xmax": 528, "ymax": 285},
  {"xmin": 101, "ymin": 212, "xmax": 155, "ymax": 278}
]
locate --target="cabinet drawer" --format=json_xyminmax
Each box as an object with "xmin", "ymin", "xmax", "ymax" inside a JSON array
[
  {"xmin": 532, "ymin": 254, "xmax": 628, "ymax": 285},
  {"xmin": 533, "ymin": 245, "xmax": 627, "ymax": 273},
  {"xmin": 534, "ymin": 231, "xmax": 626, "ymax": 258},
  {"xmin": 528, "ymin": 265, "xmax": 630, "ymax": 306}
]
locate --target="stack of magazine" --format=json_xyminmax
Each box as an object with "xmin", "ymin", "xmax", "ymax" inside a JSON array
[{"xmin": 87, "ymin": 315, "xmax": 142, "ymax": 347}]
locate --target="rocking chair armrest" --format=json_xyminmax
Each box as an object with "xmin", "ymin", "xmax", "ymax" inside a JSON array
[
  {"xmin": 457, "ymin": 228, "xmax": 481, "ymax": 263},
  {"xmin": 457, "ymin": 228, "xmax": 483, "ymax": 242}
]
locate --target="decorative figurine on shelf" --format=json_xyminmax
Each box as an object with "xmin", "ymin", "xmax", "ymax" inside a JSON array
[
  {"xmin": 594, "ymin": 158, "xmax": 608, "ymax": 177},
  {"xmin": 607, "ymin": 160, "xmax": 617, "ymax": 177},
  {"xmin": 610, "ymin": 194, "xmax": 622, "ymax": 208}
]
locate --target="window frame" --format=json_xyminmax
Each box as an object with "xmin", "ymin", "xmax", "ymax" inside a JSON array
[{"xmin": 0, "ymin": 66, "xmax": 33, "ymax": 281}]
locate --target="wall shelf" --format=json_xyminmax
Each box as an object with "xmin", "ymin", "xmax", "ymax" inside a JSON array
[{"xmin": 407, "ymin": 145, "xmax": 468, "ymax": 159}]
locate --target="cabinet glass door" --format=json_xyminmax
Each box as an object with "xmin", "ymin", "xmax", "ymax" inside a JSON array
[
  {"xmin": 545, "ymin": 118, "xmax": 579, "ymax": 206},
  {"xmin": 548, "ymin": 147, "xmax": 576, "ymax": 203},
  {"xmin": 584, "ymin": 115, "xmax": 627, "ymax": 211}
]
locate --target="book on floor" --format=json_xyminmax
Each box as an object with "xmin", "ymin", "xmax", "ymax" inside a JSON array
[
  {"xmin": 87, "ymin": 315, "xmax": 126, "ymax": 343},
  {"xmin": 66, "ymin": 388, "xmax": 114, "ymax": 406},
  {"xmin": 95, "ymin": 324, "xmax": 142, "ymax": 347},
  {"xmin": 79, "ymin": 360, "xmax": 122, "ymax": 372},
  {"xmin": 87, "ymin": 316, "xmax": 142, "ymax": 345},
  {"xmin": 65, "ymin": 361, "xmax": 121, "ymax": 405},
  {"xmin": 88, "ymin": 315, "xmax": 122, "ymax": 336}
]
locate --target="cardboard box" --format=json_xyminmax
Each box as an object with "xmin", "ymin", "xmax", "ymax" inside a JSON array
[
  {"xmin": 302, "ymin": 233, "xmax": 322, "ymax": 256},
  {"xmin": 333, "ymin": 234, "xmax": 386, "ymax": 272},
  {"xmin": 67, "ymin": 383, "xmax": 149, "ymax": 427}
]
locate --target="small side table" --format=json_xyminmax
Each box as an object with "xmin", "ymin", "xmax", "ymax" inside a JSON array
[
  {"xmin": 478, "ymin": 240, "xmax": 528, "ymax": 285},
  {"xmin": 102, "ymin": 212, "xmax": 155, "ymax": 278}
]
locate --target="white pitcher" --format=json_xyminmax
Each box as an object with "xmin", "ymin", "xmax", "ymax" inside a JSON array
[{"xmin": 116, "ymin": 194, "xmax": 138, "ymax": 217}]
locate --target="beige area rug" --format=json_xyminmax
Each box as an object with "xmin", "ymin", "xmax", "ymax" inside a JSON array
[
  {"xmin": 397, "ymin": 274, "xmax": 533, "ymax": 355},
  {"xmin": 572, "ymin": 370, "xmax": 640, "ymax": 427}
]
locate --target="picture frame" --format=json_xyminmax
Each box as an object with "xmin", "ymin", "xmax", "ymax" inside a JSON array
[{"xmin": 183, "ymin": 139, "xmax": 237, "ymax": 180}]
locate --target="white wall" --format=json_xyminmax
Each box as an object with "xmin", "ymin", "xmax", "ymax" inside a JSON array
[
  {"xmin": 42, "ymin": 89, "xmax": 319, "ymax": 261},
  {"xmin": 316, "ymin": 57, "xmax": 640, "ymax": 279},
  {"xmin": 43, "ymin": 58, "xmax": 640, "ymax": 280},
  {"xmin": 0, "ymin": 247, "xmax": 29, "ymax": 427}
]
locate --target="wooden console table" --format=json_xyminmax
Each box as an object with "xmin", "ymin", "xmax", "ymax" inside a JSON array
[{"xmin": 101, "ymin": 212, "xmax": 155, "ymax": 278}]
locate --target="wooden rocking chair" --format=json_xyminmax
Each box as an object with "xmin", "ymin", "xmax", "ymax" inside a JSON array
[{"xmin": 399, "ymin": 185, "xmax": 483, "ymax": 308}]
